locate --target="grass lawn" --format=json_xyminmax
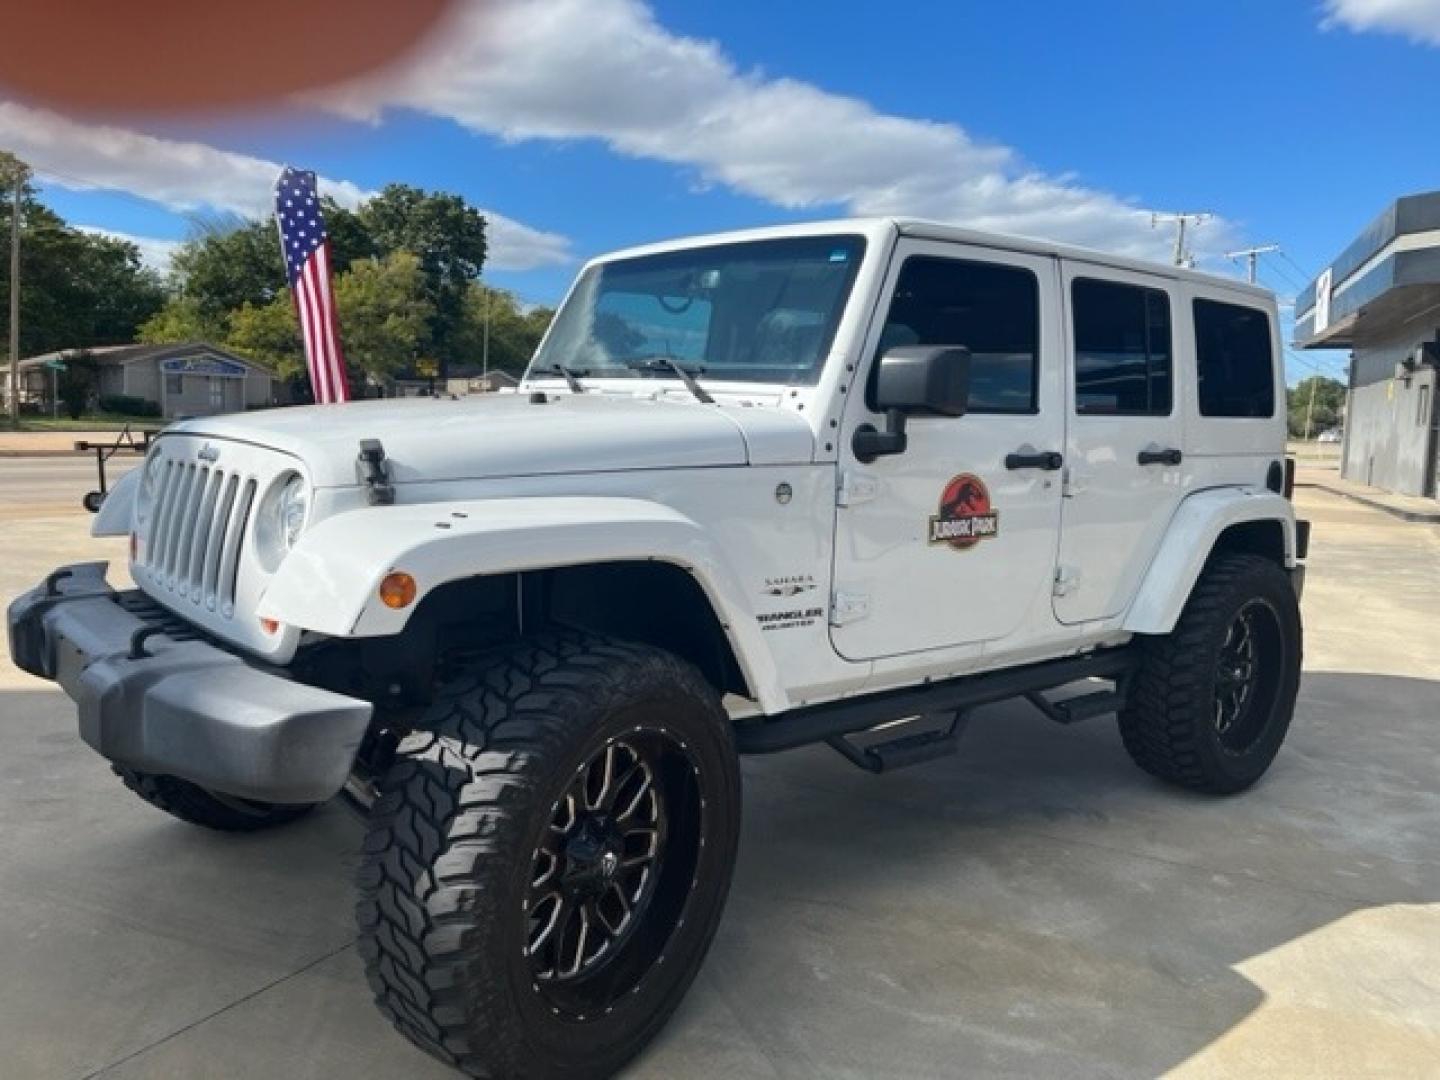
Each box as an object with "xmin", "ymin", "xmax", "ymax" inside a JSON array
[{"xmin": 0, "ymin": 414, "xmax": 163, "ymax": 432}]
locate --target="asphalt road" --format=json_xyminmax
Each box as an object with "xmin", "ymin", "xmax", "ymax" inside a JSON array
[
  {"xmin": 1, "ymin": 470, "xmax": 1438, "ymax": 1079},
  {"xmin": 0, "ymin": 456, "xmax": 140, "ymax": 519}
]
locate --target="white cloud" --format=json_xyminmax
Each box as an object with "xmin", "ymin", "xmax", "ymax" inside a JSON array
[
  {"xmin": 75, "ymin": 225, "xmax": 182, "ymax": 272},
  {"xmin": 322, "ymin": 0, "xmax": 1234, "ymax": 261},
  {"xmin": 0, "ymin": 101, "xmax": 367, "ymax": 215},
  {"xmin": 0, "ymin": 100, "xmax": 572, "ymax": 270},
  {"xmin": 1322, "ymin": 0, "xmax": 1440, "ymax": 45},
  {"xmin": 482, "ymin": 212, "xmax": 572, "ymax": 270}
]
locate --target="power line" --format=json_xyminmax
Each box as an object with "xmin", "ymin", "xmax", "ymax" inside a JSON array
[
  {"xmin": 1278, "ymin": 250, "xmax": 1317, "ymax": 287},
  {"xmin": 1261, "ymin": 258, "xmax": 1310, "ymax": 294}
]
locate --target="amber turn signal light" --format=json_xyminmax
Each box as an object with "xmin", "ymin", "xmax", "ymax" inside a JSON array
[
  {"xmin": 259, "ymin": 617, "xmax": 281, "ymax": 635},
  {"xmin": 379, "ymin": 572, "xmax": 417, "ymax": 609}
]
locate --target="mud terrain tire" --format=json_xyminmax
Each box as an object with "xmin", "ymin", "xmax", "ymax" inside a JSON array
[
  {"xmin": 357, "ymin": 635, "xmax": 741, "ymax": 1079},
  {"xmin": 1119, "ymin": 553, "xmax": 1302, "ymax": 794},
  {"xmin": 114, "ymin": 766, "xmax": 317, "ymax": 831}
]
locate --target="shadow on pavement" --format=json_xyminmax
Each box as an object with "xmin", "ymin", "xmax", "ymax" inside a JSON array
[{"xmin": 1, "ymin": 670, "xmax": 1436, "ymax": 1078}]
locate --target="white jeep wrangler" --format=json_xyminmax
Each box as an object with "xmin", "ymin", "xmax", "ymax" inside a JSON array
[{"xmin": 10, "ymin": 218, "xmax": 1308, "ymax": 1079}]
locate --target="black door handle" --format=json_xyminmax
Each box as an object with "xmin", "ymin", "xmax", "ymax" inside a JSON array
[
  {"xmin": 1005, "ymin": 450, "xmax": 1063, "ymax": 471},
  {"xmin": 1137, "ymin": 447, "xmax": 1183, "ymax": 466}
]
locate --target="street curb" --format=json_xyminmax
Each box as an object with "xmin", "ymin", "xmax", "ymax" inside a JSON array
[
  {"xmin": 1298, "ymin": 481, "xmax": 1440, "ymax": 524},
  {"xmin": 0, "ymin": 450, "xmax": 144, "ymax": 460}
]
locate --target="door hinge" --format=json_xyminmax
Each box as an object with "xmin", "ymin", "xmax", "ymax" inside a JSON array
[
  {"xmin": 1053, "ymin": 565, "xmax": 1080, "ymax": 597},
  {"xmin": 830, "ymin": 591, "xmax": 871, "ymax": 626},
  {"xmin": 836, "ymin": 470, "xmax": 882, "ymax": 507}
]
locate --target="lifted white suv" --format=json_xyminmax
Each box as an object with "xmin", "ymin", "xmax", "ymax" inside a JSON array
[{"xmin": 10, "ymin": 218, "xmax": 1307, "ymax": 1079}]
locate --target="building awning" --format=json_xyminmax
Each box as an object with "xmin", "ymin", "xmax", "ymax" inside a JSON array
[{"xmin": 1295, "ymin": 191, "xmax": 1440, "ymax": 349}]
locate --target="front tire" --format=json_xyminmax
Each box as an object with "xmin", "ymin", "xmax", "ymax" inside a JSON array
[
  {"xmin": 357, "ymin": 635, "xmax": 741, "ymax": 1079},
  {"xmin": 1119, "ymin": 553, "xmax": 1302, "ymax": 794},
  {"xmin": 113, "ymin": 766, "xmax": 317, "ymax": 831}
]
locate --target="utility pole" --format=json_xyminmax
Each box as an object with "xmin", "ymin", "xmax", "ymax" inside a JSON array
[
  {"xmin": 1223, "ymin": 244, "xmax": 1281, "ymax": 284},
  {"xmin": 1303, "ymin": 372, "xmax": 1321, "ymax": 442},
  {"xmin": 4, "ymin": 153, "xmax": 28, "ymax": 424},
  {"xmin": 481, "ymin": 282, "xmax": 491, "ymax": 384},
  {"xmin": 1151, "ymin": 211, "xmax": 1212, "ymax": 268}
]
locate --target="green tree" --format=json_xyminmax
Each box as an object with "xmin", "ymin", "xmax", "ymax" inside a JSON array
[
  {"xmin": 358, "ymin": 184, "xmax": 487, "ymax": 374},
  {"xmin": 137, "ymin": 295, "xmax": 229, "ymax": 345},
  {"xmin": 333, "ymin": 252, "xmax": 434, "ymax": 380},
  {"xmin": 1286, "ymin": 376, "xmax": 1346, "ymax": 438},
  {"xmin": 321, "ymin": 196, "xmax": 378, "ymax": 272},
  {"xmin": 170, "ymin": 217, "xmax": 285, "ymax": 319},
  {"xmin": 55, "ymin": 349, "xmax": 100, "ymax": 419},
  {"xmin": 80, "ymin": 235, "xmax": 168, "ymax": 342},
  {"xmin": 226, "ymin": 292, "xmax": 302, "ymax": 379},
  {"xmin": 0, "ymin": 171, "xmax": 166, "ymax": 356},
  {"xmin": 454, "ymin": 285, "xmax": 554, "ymax": 375}
]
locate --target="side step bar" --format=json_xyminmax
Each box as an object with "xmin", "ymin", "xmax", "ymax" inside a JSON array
[
  {"xmin": 825, "ymin": 710, "xmax": 972, "ymax": 774},
  {"xmin": 736, "ymin": 647, "xmax": 1137, "ymax": 768},
  {"xmin": 1024, "ymin": 688, "xmax": 1127, "ymax": 725}
]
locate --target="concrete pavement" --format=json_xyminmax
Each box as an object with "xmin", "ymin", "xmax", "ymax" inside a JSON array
[{"xmin": 1, "ymin": 474, "xmax": 1437, "ymax": 1078}]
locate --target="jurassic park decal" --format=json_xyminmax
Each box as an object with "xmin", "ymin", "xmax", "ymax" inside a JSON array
[{"xmin": 928, "ymin": 474, "xmax": 999, "ymax": 550}]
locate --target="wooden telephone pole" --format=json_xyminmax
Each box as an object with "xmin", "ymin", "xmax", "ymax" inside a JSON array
[
  {"xmin": 1224, "ymin": 244, "xmax": 1281, "ymax": 285},
  {"xmin": 3, "ymin": 153, "xmax": 27, "ymax": 423},
  {"xmin": 1151, "ymin": 211, "xmax": 1212, "ymax": 268}
]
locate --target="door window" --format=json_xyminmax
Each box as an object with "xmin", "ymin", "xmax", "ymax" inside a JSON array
[
  {"xmin": 873, "ymin": 257, "xmax": 1039, "ymax": 414},
  {"xmin": 1072, "ymin": 279, "xmax": 1172, "ymax": 415},
  {"xmin": 1193, "ymin": 299, "xmax": 1275, "ymax": 417}
]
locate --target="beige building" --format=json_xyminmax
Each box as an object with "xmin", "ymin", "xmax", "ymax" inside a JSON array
[{"xmin": 16, "ymin": 342, "xmax": 278, "ymax": 419}]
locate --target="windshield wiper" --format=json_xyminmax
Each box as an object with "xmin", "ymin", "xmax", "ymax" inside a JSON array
[
  {"xmin": 623, "ymin": 356, "xmax": 714, "ymax": 404},
  {"xmin": 531, "ymin": 363, "xmax": 589, "ymax": 394}
]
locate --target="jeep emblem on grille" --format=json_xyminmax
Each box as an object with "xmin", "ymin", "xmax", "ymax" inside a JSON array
[{"xmin": 197, "ymin": 443, "xmax": 220, "ymax": 463}]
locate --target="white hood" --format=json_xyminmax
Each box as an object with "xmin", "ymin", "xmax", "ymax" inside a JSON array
[{"xmin": 169, "ymin": 392, "xmax": 816, "ymax": 487}]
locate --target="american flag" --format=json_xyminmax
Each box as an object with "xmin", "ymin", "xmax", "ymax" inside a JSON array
[{"xmin": 275, "ymin": 166, "xmax": 350, "ymax": 403}]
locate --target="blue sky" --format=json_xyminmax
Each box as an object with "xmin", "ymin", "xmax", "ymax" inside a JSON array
[{"xmin": 8, "ymin": 0, "xmax": 1440, "ymax": 383}]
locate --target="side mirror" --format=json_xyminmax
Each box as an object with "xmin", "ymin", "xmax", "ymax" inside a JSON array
[{"xmin": 853, "ymin": 346, "xmax": 971, "ymax": 462}]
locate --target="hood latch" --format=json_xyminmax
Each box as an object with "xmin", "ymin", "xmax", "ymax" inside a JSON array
[{"xmin": 357, "ymin": 439, "xmax": 395, "ymax": 506}]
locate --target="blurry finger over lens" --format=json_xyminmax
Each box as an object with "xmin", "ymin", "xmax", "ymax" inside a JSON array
[{"xmin": 0, "ymin": 0, "xmax": 461, "ymax": 111}]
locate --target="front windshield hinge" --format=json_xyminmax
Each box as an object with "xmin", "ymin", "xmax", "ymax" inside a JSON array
[
  {"xmin": 531, "ymin": 363, "xmax": 588, "ymax": 394},
  {"xmin": 837, "ymin": 470, "xmax": 882, "ymax": 507}
]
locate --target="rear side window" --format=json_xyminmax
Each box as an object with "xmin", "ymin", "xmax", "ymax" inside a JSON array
[
  {"xmin": 1193, "ymin": 299, "xmax": 1275, "ymax": 417},
  {"xmin": 1072, "ymin": 278, "xmax": 1172, "ymax": 415},
  {"xmin": 875, "ymin": 256, "xmax": 1039, "ymax": 414}
]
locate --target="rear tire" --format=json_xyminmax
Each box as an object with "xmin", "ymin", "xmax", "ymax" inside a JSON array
[
  {"xmin": 1119, "ymin": 553, "xmax": 1302, "ymax": 794},
  {"xmin": 113, "ymin": 766, "xmax": 317, "ymax": 831},
  {"xmin": 356, "ymin": 634, "xmax": 741, "ymax": 1079}
]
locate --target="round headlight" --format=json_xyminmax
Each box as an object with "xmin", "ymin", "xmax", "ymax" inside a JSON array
[
  {"xmin": 254, "ymin": 472, "xmax": 310, "ymax": 571},
  {"xmin": 276, "ymin": 474, "xmax": 309, "ymax": 551}
]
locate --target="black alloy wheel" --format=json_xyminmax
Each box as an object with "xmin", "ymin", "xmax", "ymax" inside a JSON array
[
  {"xmin": 1212, "ymin": 599, "xmax": 1285, "ymax": 754},
  {"xmin": 526, "ymin": 732, "xmax": 705, "ymax": 1018}
]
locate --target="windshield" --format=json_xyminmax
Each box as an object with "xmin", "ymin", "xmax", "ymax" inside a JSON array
[{"xmin": 531, "ymin": 235, "xmax": 866, "ymax": 385}]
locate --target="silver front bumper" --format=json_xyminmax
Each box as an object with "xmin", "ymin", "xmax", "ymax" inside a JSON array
[{"xmin": 8, "ymin": 563, "xmax": 372, "ymax": 804}]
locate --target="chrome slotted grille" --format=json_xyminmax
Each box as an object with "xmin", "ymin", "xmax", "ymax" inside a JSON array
[{"xmin": 140, "ymin": 455, "xmax": 258, "ymax": 618}]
